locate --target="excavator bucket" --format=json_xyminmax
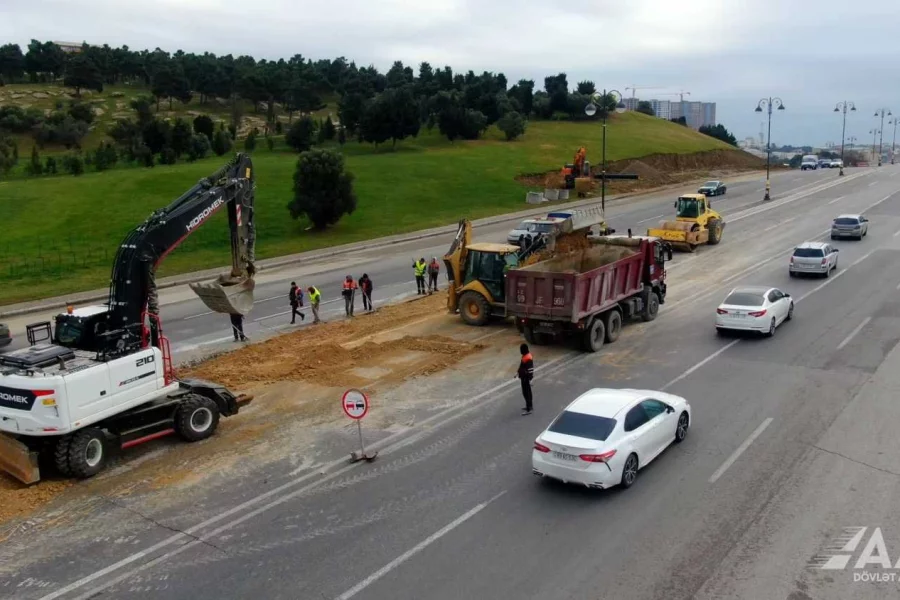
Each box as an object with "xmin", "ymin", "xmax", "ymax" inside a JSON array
[
  {"xmin": 189, "ymin": 273, "xmax": 256, "ymax": 315},
  {"xmin": 647, "ymin": 221, "xmax": 705, "ymax": 252},
  {"xmin": 0, "ymin": 433, "xmax": 40, "ymax": 484}
]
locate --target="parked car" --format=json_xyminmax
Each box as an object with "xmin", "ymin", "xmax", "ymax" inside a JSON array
[
  {"xmin": 0, "ymin": 323, "xmax": 10, "ymax": 348},
  {"xmin": 532, "ymin": 388, "xmax": 691, "ymax": 490},
  {"xmin": 831, "ymin": 214, "xmax": 868, "ymax": 240},
  {"xmin": 830, "ymin": 159, "xmax": 843, "ymax": 169},
  {"xmin": 506, "ymin": 217, "xmax": 566, "ymax": 245},
  {"xmin": 698, "ymin": 180, "xmax": 727, "ymax": 196},
  {"xmin": 818, "ymin": 158, "xmax": 833, "ymax": 169},
  {"xmin": 789, "ymin": 242, "xmax": 839, "ymax": 277},
  {"xmin": 715, "ymin": 286, "xmax": 793, "ymax": 337},
  {"xmin": 800, "ymin": 155, "xmax": 818, "ymax": 170}
]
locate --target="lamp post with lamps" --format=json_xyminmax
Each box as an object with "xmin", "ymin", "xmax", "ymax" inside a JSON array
[
  {"xmin": 833, "ymin": 101, "xmax": 855, "ymax": 176},
  {"xmin": 889, "ymin": 118, "xmax": 898, "ymax": 164},
  {"xmin": 755, "ymin": 97, "xmax": 785, "ymax": 201},
  {"xmin": 870, "ymin": 128, "xmax": 881, "ymax": 165},
  {"xmin": 874, "ymin": 108, "xmax": 891, "ymax": 166},
  {"xmin": 585, "ymin": 89, "xmax": 627, "ymax": 214}
]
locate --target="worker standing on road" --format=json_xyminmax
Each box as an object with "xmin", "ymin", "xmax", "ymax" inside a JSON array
[
  {"xmin": 412, "ymin": 257, "xmax": 427, "ymax": 294},
  {"xmin": 427, "ymin": 257, "xmax": 441, "ymax": 294},
  {"xmin": 342, "ymin": 275, "xmax": 358, "ymax": 316},
  {"xmin": 516, "ymin": 343, "xmax": 534, "ymax": 415},
  {"xmin": 289, "ymin": 281, "xmax": 305, "ymax": 324},
  {"xmin": 307, "ymin": 286, "xmax": 322, "ymax": 323},
  {"xmin": 359, "ymin": 273, "xmax": 374, "ymax": 312},
  {"xmin": 230, "ymin": 313, "xmax": 248, "ymax": 342}
]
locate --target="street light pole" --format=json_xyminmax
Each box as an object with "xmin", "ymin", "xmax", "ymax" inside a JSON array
[
  {"xmin": 833, "ymin": 101, "xmax": 855, "ymax": 176},
  {"xmin": 755, "ymin": 97, "xmax": 785, "ymax": 201},
  {"xmin": 890, "ymin": 118, "xmax": 898, "ymax": 164},
  {"xmin": 870, "ymin": 128, "xmax": 881, "ymax": 164},
  {"xmin": 585, "ymin": 89, "xmax": 626, "ymax": 214},
  {"xmin": 874, "ymin": 108, "xmax": 892, "ymax": 166}
]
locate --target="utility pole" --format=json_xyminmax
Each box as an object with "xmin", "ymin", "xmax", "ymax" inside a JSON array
[
  {"xmin": 585, "ymin": 90, "xmax": 633, "ymax": 214},
  {"xmin": 870, "ymin": 128, "xmax": 881, "ymax": 164},
  {"xmin": 833, "ymin": 101, "xmax": 855, "ymax": 176},
  {"xmin": 755, "ymin": 97, "xmax": 786, "ymax": 201},
  {"xmin": 874, "ymin": 108, "xmax": 892, "ymax": 166},
  {"xmin": 890, "ymin": 118, "xmax": 898, "ymax": 164}
]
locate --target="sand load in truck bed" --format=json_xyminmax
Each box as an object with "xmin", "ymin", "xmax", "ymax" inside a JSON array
[{"xmin": 520, "ymin": 244, "xmax": 638, "ymax": 274}]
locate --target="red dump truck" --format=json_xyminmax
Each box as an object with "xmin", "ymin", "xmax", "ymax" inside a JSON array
[{"xmin": 505, "ymin": 235, "xmax": 673, "ymax": 352}]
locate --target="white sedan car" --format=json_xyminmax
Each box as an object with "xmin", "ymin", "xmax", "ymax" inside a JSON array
[
  {"xmin": 532, "ymin": 388, "xmax": 691, "ymax": 490},
  {"xmin": 715, "ymin": 286, "xmax": 793, "ymax": 337}
]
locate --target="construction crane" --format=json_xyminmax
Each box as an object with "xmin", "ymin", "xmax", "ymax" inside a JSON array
[{"xmin": 624, "ymin": 86, "xmax": 666, "ymax": 108}]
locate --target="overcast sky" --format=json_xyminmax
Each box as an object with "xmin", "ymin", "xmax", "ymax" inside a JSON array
[{"xmin": 5, "ymin": 0, "xmax": 900, "ymax": 147}]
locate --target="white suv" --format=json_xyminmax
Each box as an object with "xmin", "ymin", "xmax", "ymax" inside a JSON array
[{"xmin": 789, "ymin": 242, "xmax": 839, "ymax": 278}]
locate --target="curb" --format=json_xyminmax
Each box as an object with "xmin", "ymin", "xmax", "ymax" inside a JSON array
[{"xmin": 0, "ymin": 170, "xmax": 764, "ymax": 319}]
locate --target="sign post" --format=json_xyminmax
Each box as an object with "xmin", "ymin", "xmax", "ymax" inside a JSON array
[{"xmin": 342, "ymin": 388, "xmax": 377, "ymax": 462}]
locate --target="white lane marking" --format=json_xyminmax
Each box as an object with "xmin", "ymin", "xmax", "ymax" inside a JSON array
[
  {"xmin": 797, "ymin": 269, "xmax": 846, "ymax": 302},
  {"xmin": 637, "ymin": 213, "xmax": 665, "ymax": 224},
  {"xmin": 851, "ymin": 250, "xmax": 876, "ymax": 266},
  {"xmin": 709, "ymin": 418, "xmax": 774, "ymax": 484},
  {"xmin": 868, "ymin": 181, "xmax": 878, "ymax": 187},
  {"xmin": 754, "ymin": 188, "xmax": 764, "ymax": 192},
  {"xmin": 254, "ymin": 309, "xmax": 291, "ymax": 322},
  {"xmin": 764, "ymin": 216, "xmax": 795, "ymax": 231},
  {"xmin": 893, "ymin": 228, "xmax": 900, "ymax": 238},
  {"xmin": 45, "ymin": 353, "xmax": 578, "ymax": 600},
  {"xmin": 896, "ymin": 282, "xmax": 900, "ymax": 290},
  {"xmin": 182, "ymin": 310, "xmax": 214, "ymax": 320},
  {"xmin": 837, "ymin": 317, "xmax": 871, "ymax": 351},
  {"xmin": 470, "ymin": 329, "xmax": 508, "ymax": 343},
  {"xmin": 335, "ymin": 492, "xmax": 506, "ymax": 600},
  {"xmin": 827, "ymin": 195, "xmax": 845, "ymax": 205},
  {"xmin": 863, "ymin": 193, "xmax": 896, "ymax": 212},
  {"xmin": 661, "ymin": 340, "xmax": 740, "ymax": 391}
]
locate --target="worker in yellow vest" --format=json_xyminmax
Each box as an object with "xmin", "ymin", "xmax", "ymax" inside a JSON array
[
  {"xmin": 307, "ymin": 285, "xmax": 322, "ymax": 324},
  {"xmin": 412, "ymin": 257, "xmax": 427, "ymax": 294}
]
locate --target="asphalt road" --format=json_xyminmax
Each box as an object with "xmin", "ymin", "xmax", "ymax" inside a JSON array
[
  {"xmin": 2, "ymin": 167, "xmax": 848, "ymax": 359},
  {"xmin": 6, "ymin": 164, "xmax": 900, "ymax": 600}
]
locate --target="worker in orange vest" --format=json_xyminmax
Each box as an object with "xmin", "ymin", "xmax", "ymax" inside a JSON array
[
  {"xmin": 342, "ymin": 275, "xmax": 358, "ymax": 317},
  {"xmin": 515, "ymin": 343, "xmax": 534, "ymax": 415}
]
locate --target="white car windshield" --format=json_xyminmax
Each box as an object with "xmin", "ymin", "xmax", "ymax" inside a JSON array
[
  {"xmin": 724, "ymin": 292, "xmax": 765, "ymax": 306},
  {"xmin": 548, "ymin": 410, "xmax": 617, "ymax": 441}
]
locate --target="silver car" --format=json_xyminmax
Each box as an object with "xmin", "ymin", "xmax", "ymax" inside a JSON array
[
  {"xmin": 789, "ymin": 242, "xmax": 839, "ymax": 278},
  {"xmin": 831, "ymin": 214, "xmax": 868, "ymax": 240}
]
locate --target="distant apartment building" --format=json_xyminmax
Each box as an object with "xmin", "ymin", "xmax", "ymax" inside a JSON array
[
  {"xmin": 53, "ymin": 41, "xmax": 82, "ymax": 54},
  {"xmin": 650, "ymin": 99, "xmax": 671, "ymax": 120},
  {"xmin": 622, "ymin": 97, "xmax": 640, "ymax": 111},
  {"xmin": 667, "ymin": 101, "xmax": 716, "ymax": 129}
]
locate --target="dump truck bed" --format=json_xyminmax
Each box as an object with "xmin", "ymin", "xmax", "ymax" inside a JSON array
[{"xmin": 505, "ymin": 244, "xmax": 647, "ymax": 323}]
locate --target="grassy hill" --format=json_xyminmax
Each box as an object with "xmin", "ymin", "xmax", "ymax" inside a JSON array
[{"xmin": 0, "ymin": 105, "xmax": 738, "ymax": 306}]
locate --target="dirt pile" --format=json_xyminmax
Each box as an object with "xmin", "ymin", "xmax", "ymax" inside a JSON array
[
  {"xmin": 521, "ymin": 232, "xmax": 593, "ymax": 266},
  {"xmin": 0, "ymin": 478, "xmax": 73, "ymax": 533},
  {"xmin": 184, "ymin": 293, "xmax": 483, "ymax": 390},
  {"xmin": 614, "ymin": 160, "xmax": 673, "ymax": 186}
]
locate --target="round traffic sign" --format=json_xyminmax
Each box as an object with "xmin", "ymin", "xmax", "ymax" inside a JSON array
[{"xmin": 342, "ymin": 388, "xmax": 369, "ymax": 420}]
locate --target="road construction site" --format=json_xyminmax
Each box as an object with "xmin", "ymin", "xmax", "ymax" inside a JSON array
[{"xmin": 4, "ymin": 164, "xmax": 900, "ymax": 600}]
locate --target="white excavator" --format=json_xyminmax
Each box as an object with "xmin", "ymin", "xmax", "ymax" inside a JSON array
[{"xmin": 0, "ymin": 153, "xmax": 258, "ymax": 484}]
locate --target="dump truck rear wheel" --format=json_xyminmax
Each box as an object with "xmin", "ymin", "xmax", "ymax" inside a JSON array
[
  {"xmin": 459, "ymin": 291, "xmax": 490, "ymax": 326},
  {"xmin": 604, "ymin": 310, "xmax": 623, "ymax": 343},
  {"xmin": 582, "ymin": 319, "xmax": 605, "ymax": 352},
  {"xmin": 67, "ymin": 428, "xmax": 107, "ymax": 479},
  {"xmin": 53, "ymin": 436, "xmax": 74, "ymax": 477},
  {"xmin": 175, "ymin": 395, "xmax": 221, "ymax": 443},
  {"xmin": 641, "ymin": 292, "xmax": 660, "ymax": 322},
  {"xmin": 707, "ymin": 218, "xmax": 722, "ymax": 245}
]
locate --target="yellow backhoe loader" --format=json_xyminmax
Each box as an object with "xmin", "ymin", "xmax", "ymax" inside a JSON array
[{"xmin": 646, "ymin": 193, "xmax": 725, "ymax": 252}]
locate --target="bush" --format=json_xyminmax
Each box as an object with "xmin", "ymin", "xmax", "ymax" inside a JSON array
[
  {"xmin": 44, "ymin": 156, "xmax": 57, "ymax": 174},
  {"xmin": 323, "ymin": 117, "xmax": 336, "ymax": 141},
  {"xmin": 67, "ymin": 101, "xmax": 95, "ymax": 124},
  {"xmin": 211, "ymin": 129, "xmax": 233, "ymax": 156},
  {"xmin": 227, "ymin": 123, "xmax": 237, "ymax": 140},
  {"xmin": 266, "ymin": 136, "xmax": 275, "ymax": 151},
  {"xmin": 62, "ymin": 152, "xmax": 84, "ymax": 176},
  {"xmin": 193, "ymin": 114, "xmax": 215, "ymax": 141},
  {"xmin": 26, "ymin": 145, "xmax": 42, "ymax": 176},
  {"xmin": 244, "ymin": 131, "xmax": 257, "ymax": 153},
  {"xmin": 159, "ymin": 146, "xmax": 177, "ymax": 165},
  {"xmin": 288, "ymin": 148, "xmax": 357, "ymax": 230},
  {"xmin": 275, "ymin": 120, "xmax": 283, "ymax": 134},
  {"xmin": 94, "ymin": 142, "xmax": 118, "ymax": 171},
  {"xmin": 0, "ymin": 137, "xmax": 17, "ymax": 175},
  {"xmin": 497, "ymin": 111, "xmax": 526, "ymax": 141},
  {"xmin": 187, "ymin": 133, "xmax": 211, "ymax": 162},
  {"xmin": 285, "ymin": 116, "xmax": 316, "ymax": 152}
]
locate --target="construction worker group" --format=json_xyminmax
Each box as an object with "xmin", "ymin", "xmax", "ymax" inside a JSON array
[{"xmin": 413, "ymin": 257, "xmax": 441, "ymax": 295}]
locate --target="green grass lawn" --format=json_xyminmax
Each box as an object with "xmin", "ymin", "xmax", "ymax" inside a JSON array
[{"xmin": 0, "ymin": 111, "xmax": 732, "ymax": 305}]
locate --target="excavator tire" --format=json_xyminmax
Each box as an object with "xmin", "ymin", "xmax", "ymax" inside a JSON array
[
  {"xmin": 67, "ymin": 428, "xmax": 108, "ymax": 479},
  {"xmin": 707, "ymin": 218, "xmax": 723, "ymax": 245},
  {"xmin": 459, "ymin": 291, "xmax": 491, "ymax": 326},
  {"xmin": 175, "ymin": 395, "xmax": 221, "ymax": 443},
  {"xmin": 53, "ymin": 436, "xmax": 74, "ymax": 477},
  {"xmin": 581, "ymin": 318, "xmax": 606, "ymax": 353}
]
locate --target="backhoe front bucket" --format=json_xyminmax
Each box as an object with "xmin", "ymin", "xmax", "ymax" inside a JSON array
[
  {"xmin": 189, "ymin": 273, "xmax": 256, "ymax": 315},
  {"xmin": 0, "ymin": 433, "xmax": 40, "ymax": 485}
]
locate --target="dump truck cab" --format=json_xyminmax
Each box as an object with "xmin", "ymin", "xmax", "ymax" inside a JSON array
[{"xmin": 647, "ymin": 193, "xmax": 725, "ymax": 252}]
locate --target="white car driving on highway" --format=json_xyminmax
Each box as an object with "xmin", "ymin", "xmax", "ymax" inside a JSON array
[
  {"xmin": 789, "ymin": 241, "xmax": 839, "ymax": 277},
  {"xmin": 715, "ymin": 286, "xmax": 794, "ymax": 337},
  {"xmin": 532, "ymin": 388, "xmax": 691, "ymax": 490}
]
